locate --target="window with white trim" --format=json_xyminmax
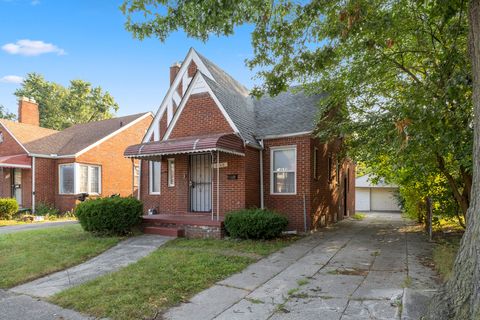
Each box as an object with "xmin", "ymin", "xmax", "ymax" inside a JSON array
[
  {"xmin": 149, "ymin": 161, "xmax": 160, "ymax": 194},
  {"xmin": 59, "ymin": 164, "xmax": 74, "ymax": 194},
  {"xmin": 59, "ymin": 163, "xmax": 101, "ymax": 195},
  {"xmin": 271, "ymin": 147, "xmax": 296, "ymax": 194},
  {"xmin": 167, "ymin": 158, "xmax": 175, "ymax": 187}
]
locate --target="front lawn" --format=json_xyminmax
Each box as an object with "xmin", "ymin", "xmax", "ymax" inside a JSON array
[
  {"xmin": 51, "ymin": 237, "xmax": 297, "ymax": 320},
  {"xmin": 0, "ymin": 217, "xmax": 76, "ymax": 227},
  {"xmin": 0, "ymin": 224, "xmax": 121, "ymax": 288}
]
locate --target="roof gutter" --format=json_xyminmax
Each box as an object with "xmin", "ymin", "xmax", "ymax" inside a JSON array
[{"xmin": 258, "ymin": 131, "xmax": 312, "ymax": 140}]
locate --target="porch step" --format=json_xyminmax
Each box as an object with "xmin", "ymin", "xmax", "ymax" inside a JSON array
[{"xmin": 143, "ymin": 226, "xmax": 185, "ymax": 237}]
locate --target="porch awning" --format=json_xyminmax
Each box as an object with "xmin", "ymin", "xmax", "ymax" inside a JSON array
[
  {"xmin": 0, "ymin": 154, "xmax": 31, "ymax": 169},
  {"xmin": 124, "ymin": 133, "xmax": 245, "ymax": 159}
]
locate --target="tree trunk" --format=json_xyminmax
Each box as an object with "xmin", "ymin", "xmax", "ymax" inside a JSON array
[{"xmin": 427, "ymin": 0, "xmax": 480, "ymax": 318}]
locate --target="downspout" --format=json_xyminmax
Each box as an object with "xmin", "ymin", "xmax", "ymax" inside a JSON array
[
  {"xmin": 217, "ymin": 150, "xmax": 220, "ymax": 221},
  {"xmin": 210, "ymin": 151, "xmax": 214, "ymax": 221},
  {"xmin": 32, "ymin": 156, "xmax": 36, "ymax": 214},
  {"xmin": 259, "ymin": 139, "xmax": 264, "ymax": 209}
]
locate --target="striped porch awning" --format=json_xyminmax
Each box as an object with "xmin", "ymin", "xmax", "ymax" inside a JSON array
[
  {"xmin": 124, "ymin": 133, "xmax": 245, "ymax": 159},
  {"xmin": 0, "ymin": 154, "xmax": 31, "ymax": 169}
]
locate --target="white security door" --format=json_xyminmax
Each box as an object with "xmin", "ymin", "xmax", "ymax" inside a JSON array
[
  {"xmin": 13, "ymin": 169, "xmax": 22, "ymax": 206},
  {"xmin": 355, "ymin": 188, "xmax": 371, "ymax": 211},
  {"xmin": 189, "ymin": 154, "xmax": 212, "ymax": 212}
]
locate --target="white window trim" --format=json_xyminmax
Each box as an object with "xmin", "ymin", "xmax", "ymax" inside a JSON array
[
  {"xmin": 270, "ymin": 146, "xmax": 297, "ymax": 195},
  {"xmin": 149, "ymin": 161, "xmax": 161, "ymax": 195},
  {"xmin": 167, "ymin": 158, "xmax": 175, "ymax": 187},
  {"xmin": 58, "ymin": 163, "xmax": 102, "ymax": 195}
]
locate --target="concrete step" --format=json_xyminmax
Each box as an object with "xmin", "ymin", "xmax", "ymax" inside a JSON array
[{"xmin": 143, "ymin": 226, "xmax": 185, "ymax": 237}]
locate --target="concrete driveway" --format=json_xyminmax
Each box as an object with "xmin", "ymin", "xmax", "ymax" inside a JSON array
[
  {"xmin": 0, "ymin": 221, "xmax": 78, "ymax": 235},
  {"xmin": 165, "ymin": 212, "xmax": 438, "ymax": 320}
]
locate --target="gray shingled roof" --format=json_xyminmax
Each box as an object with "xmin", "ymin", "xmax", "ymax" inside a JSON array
[
  {"xmin": 196, "ymin": 50, "xmax": 324, "ymax": 145},
  {"xmin": 24, "ymin": 113, "xmax": 149, "ymax": 155}
]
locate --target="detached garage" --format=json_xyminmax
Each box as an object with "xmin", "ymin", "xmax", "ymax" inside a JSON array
[{"xmin": 355, "ymin": 174, "xmax": 401, "ymax": 212}]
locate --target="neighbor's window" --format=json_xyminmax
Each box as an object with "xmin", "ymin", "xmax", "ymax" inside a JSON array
[
  {"xmin": 271, "ymin": 147, "xmax": 296, "ymax": 194},
  {"xmin": 133, "ymin": 164, "xmax": 140, "ymax": 188},
  {"xmin": 168, "ymin": 158, "xmax": 175, "ymax": 187},
  {"xmin": 59, "ymin": 163, "xmax": 101, "ymax": 195},
  {"xmin": 149, "ymin": 161, "xmax": 160, "ymax": 194},
  {"xmin": 59, "ymin": 164, "xmax": 75, "ymax": 194}
]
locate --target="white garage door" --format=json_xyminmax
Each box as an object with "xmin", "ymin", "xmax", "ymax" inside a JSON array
[
  {"xmin": 355, "ymin": 188, "xmax": 371, "ymax": 211},
  {"xmin": 371, "ymin": 188, "xmax": 400, "ymax": 211}
]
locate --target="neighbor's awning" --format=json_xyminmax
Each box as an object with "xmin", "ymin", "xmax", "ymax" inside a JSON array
[
  {"xmin": 124, "ymin": 133, "xmax": 245, "ymax": 159},
  {"xmin": 0, "ymin": 154, "xmax": 31, "ymax": 169}
]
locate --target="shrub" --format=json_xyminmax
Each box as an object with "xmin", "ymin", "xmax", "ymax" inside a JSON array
[
  {"xmin": 35, "ymin": 202, "xmax": 60, "ymax": 217},
  {"xmin": 75, "ymin": 197, "xmax": 143, "ymax": 235},
  {"xmin": 224, "ymin": 208, "xmax": 288, "ymax": 239},
  {"xmin": 0, "ymin": 198, "xmax": 19, "ymax": 220}
]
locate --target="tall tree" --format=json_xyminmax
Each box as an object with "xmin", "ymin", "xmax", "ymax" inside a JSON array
[
  {"xmin": 122, "ymin": 0, "xmax": 480, "ymax": 318},
  {"xmin": 0, "ymin": 105, "xmax": 16, "ymax": 120},
  {"xmin": 15, "ymin": 73, "xmax": 119, "ymax": 130}
]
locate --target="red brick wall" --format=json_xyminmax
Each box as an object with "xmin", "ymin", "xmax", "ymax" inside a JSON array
[
  {"xmin": 169, "ymin": 92, "xmax": 234, "ymax": 139},
  {"xmin": 159, "ymin": 113, "xmax": 168, "ymax": 140},
  {"xmin": 34, "ymin": 157, "xmax": 56, "ymax": 207},
  {"xmin": 188, "ymin": 61, "xmax": 197, "ymax": 77},
  {"xmin": 263, "ymin": 136, "xmax": 312, "ymax": 231},
  {"xmin": 245, "ymin": 147, "xmax": 260, "ymax": 208},
  {"xmin": 0, "ymin": 168, "xmax": 10, "ymax": 198},
  {"xmin": 0, "ymin": 123, "xmax": 27, "ymax": 156},
  {"xmin": 18, "ymin": 99, "xmax": 39, "ymax": 126}
]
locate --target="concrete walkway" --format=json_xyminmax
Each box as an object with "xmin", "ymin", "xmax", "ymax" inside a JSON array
[
  {"xmin": 164, "ymin": 212, "xmax": 439, "ymax": 320},
  {"xmin": 0, "ymin": 220, "xmax": 78, "ymax": 235},
  {"xmin": 10, "ymin": 234, "xmax": 171, "ymax": 298}
]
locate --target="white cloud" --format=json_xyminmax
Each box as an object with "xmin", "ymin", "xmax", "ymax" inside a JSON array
[
  {"xmin": 0, "ymin": 75, "xmax": 24, "ymax": 84},
  {"xmin": 2, "ymin": 39, "xmax": 65, "ymax": 56}
]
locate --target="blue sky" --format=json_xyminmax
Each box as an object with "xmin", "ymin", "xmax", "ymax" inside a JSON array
[{"xmin": 0, "ymin": 0, "xmax": 256, "ymax": 117}]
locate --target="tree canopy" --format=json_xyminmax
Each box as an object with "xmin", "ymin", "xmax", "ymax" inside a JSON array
[
  {"xmin": 15, "ymin": 73, "xmax": 119, "ymax": 130},
  {"xmin": 0, "ymin": 105, "xmax": 16, "ymax": 120}
]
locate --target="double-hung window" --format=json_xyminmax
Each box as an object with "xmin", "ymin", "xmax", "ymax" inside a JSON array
[
  {"xmin": 59, "ymin": 163, "xmax": 101, "ymax": 195},
  {"xmin": 149, "ymin": 161, "xmax": 161, "ymax": 194},
  {"xmin": 271, "ymin": 147, "xmax": 296, "ymax": 194}
]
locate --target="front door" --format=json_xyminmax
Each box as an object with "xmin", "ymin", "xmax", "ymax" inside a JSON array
[
  {"xmin": 12, "ymin": 168, "xmax": 22, "ymax": 206},
  {"xmin": 189, "ymin": 154, "xmax": 212, "ymax": 212}
]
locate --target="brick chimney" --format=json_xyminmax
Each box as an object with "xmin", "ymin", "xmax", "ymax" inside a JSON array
[
  {"xmin": 18, "ymin": 97, "xmax": 40, "ymax": 126},
  {"xmin": 170, "ymin": 62, "xmax": 181, "ymax": 85}
]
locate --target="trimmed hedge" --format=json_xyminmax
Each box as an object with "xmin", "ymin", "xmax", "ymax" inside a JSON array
[
  {"xmin": 76, "ymin": 197, "xmax": 143, "ymax": 235},
  {"xmin": 0, "ymin": 198, "xmax": 19, "ymax": 220},
  {"xmin": 224, "ymin": 208, "xmax": 288, "ymax": 239}
]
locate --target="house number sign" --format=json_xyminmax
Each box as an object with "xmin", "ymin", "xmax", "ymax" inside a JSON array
[{"xmin": 212, "ymin": 162, "xmax": 228, "ymax": 169}]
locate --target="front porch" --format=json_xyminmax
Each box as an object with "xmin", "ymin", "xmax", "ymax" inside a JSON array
[{"xmin": 142, "ymin": 213, "xmax": 225, "ymax": 239}]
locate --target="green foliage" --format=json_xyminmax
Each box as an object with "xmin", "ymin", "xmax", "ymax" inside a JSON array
[
  {"xmin": 224, "ymin": 208, "xmax": 288, "ymax": 239},
  {"xmin": 75, "ymin": 197, "xmax": 142, "ymax": 235},
  {"xmin": 0, "ymin": 198, "xmax": 19, "ymax": 220},
  {"xmin": 351, "ymin": 213, "xmax": 366, "ymax": 220},
  {"xmin": 15, "ymin": 73, "xmax": 119, "ymax": 130},
  {"xmin": 433, "ymin": 239, "xmax": 460, "ymax": 281},
  {"xmin": 0, "ymin": 105, "xmax": 16, "ymax": 120},
  {"xmin": 35, "ymin": 202, "xmax": 60, "ymax": 217}
]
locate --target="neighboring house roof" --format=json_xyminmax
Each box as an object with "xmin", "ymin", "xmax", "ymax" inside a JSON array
[
  {"xmin": 0, "ymin": 119, "xmax": 58, "ymax": 145},
  {"xmin": 356, "ymin": 174, "xmax": 398, "ymax": 188},
  {"xmin": 195, "ymin": 50, "xmax": 325, "ymax": 144},
  {"xmin": 2, "ymin": 113, "xmax": 151, "ymax": 157}
]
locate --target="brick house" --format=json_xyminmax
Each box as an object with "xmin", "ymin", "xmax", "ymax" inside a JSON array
[
  {"xmin": 125, "ymin": 48, "xmax": 355, "ymax": 238},
  {"xmin": 0, "ymin": 97, "xmax": 153, "ymax": 213}
]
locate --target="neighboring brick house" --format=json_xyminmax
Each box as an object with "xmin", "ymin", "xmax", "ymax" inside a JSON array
[
  {"xmin": 0, "ymin": 97, "xmax": 153, "ymax": 213},
  {"xmin": 125, "ymin": 48, "xmax": 355, "ymax": 238}
]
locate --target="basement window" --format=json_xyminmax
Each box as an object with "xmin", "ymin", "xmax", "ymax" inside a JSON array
[{"xmin": 271, "ymin": 146, "xmax": 296, "ymax": 194}]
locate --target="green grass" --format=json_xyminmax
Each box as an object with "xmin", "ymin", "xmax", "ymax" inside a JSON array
[
  {"xmin": 0, "ymin": 225, "xmax": 121, "ymax": 288},
  {"xmin": 433, "ymin": 238, "xmax": 460, "ymax": 280},
  {"xmin": 0, "ymin": 217, "xmax": 76, "ymax": 227},
  {"xmin": 51, "ymin": 237, "xmax": 296, "ymax": 320},
  {"xmin": 351, "ymin": 213, "xmax": 366, "ymax": 220}
]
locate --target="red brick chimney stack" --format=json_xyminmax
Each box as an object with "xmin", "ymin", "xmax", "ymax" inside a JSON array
[
  {"xmin": 170, "ymin": 62, "xmax": 181, "ymax": 85},
  {"xmin": 18, "ymin": 97, "xmax": 40, "ymax": 126}
]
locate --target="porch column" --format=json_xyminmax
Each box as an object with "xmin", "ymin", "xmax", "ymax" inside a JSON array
[{"xmin": 217, "ymin": 150, "xmax": 220, "ymax": 221}]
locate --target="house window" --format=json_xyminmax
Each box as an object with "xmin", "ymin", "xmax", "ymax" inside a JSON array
[
  {"xmin": 59, "ymin": 164, "xmax": 74, "ymax": 194},
  {"xmin": 271, "ymin": 147, "xmax": 296, "ymax": 194},
  {"xmin": 149, "ymin": 161, "xmax": 160, "ymax": 194},
  {"xmin": 168, "ymin": 158, "xmax": 175, "ymax": 187},
  {"xmin": 59, "ymin": 163, "xmax": 101, "ymax": 195},
  {"xmin": 133, "ymin": 164, "xmax": 140, "ymax": 188},
  {"xmin": 313, "ymin": 147, "xmax": 318, "ymax": 179}
]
